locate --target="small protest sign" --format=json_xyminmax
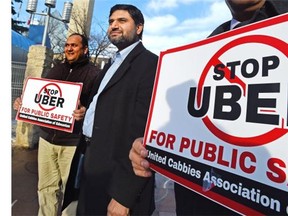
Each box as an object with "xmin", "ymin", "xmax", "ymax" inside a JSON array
[{"xmin": 16, "ymin": 77, "xmax": 82, "ymax": 133}]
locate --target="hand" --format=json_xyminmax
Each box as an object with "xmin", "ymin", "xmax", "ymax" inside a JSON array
[
  {"xmin": 129, "ymin": 137, "xmax": 152, "ymax": 177},
  {"xmin": 73, "ymin": 100, "xmax": 86, "ymax": 121},
  {"xmin": 107, "ymin": 198, "xmax": 129, "ymax": 216},
  {"xmin": 13, "ymin": 97, "xmax": 22, "ymax": 111}
]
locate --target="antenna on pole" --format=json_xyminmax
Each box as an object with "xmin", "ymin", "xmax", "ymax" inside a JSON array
[{"xmin": 16, "ymin": 2, "xmax": 23, "ymax": 21}]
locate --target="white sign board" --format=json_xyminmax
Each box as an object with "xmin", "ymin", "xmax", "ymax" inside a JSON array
[
  {"xmin": 144, "ymin": 13, "xmax": 288, "ymax": 215},
  {"xmin": 16, "ymin": 77, "xmax": 82, "ymax": 133}
]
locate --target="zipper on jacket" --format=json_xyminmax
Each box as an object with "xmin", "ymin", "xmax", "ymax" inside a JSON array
[
  {"xmin": 51, "ymin": 132, "xmax": 57, "ymax": 143},
  {"xmin": 65, "ymin": 69, "xmax": 73, "ymax": 81}
]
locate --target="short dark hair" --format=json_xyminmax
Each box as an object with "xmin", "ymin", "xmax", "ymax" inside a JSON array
[
  {"xmin": 68, "ymin": 33, "xmax": 89, "ymax": 57},
  {"xmin": 109, "ymin": 4, "xmax": 144, "ymax": 39}
]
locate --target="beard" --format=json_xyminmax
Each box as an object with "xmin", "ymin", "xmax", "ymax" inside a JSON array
[{"xmin": 109, "ymin": 30, "xmax": 139, "ymax": 50}]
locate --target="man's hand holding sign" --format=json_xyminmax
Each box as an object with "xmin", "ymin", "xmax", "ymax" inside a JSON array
[
  {"xmin": 15, "ymin": 77, "xmax": 83, "ymax": 133},
  {"xmin": 131, "ymin": 13, "xmax": 288, "ymax": 215}
]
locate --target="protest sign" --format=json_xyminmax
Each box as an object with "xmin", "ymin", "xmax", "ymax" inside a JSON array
[
  {"xmin": 16, "ymin": 77, "xmax": 82, "ymax": 133},
  {"xmin": 144, "ymin": 13, "xmax": 288, "ymax": 215}
]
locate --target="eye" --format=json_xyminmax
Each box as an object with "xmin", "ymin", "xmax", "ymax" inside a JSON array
[
  {"xmin": 109, "ymin": 19, "xmax": 114, "ymax": 25},
  {"xmin": 119, "ymin": 18, "xmax": 127, "ymax": 23}
]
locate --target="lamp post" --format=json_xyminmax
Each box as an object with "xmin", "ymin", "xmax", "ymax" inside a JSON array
[{"xmin": 26, "ymin": 0, "xmax": 73, "ymax": 46}]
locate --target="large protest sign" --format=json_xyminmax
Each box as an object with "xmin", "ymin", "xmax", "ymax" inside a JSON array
[
  {"xmin": 16, "ymin": 77, "xmax": 82, "ymax": 133},
  {"xmin": 144, "ymin": 13, "xmax": 288, "ymax": 215}
]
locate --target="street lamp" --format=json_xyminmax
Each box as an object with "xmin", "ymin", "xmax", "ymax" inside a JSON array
[{"xmin": 26, "ymin": 0, "xmax": 73, "ymax": 46}]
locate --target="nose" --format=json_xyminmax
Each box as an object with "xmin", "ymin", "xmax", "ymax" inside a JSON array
[
  {"xmin": 110, "ymin": 20, "xmax": 119, "ymax": 29},
  {"xmin": 66, "ymin": 44, "xmax": 73, "ymax": 50}
]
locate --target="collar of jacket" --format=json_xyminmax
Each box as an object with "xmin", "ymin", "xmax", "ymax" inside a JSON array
[
  {"xmin": 87, "ymin": 42, "xmax": 146, "ymax": 103},
  {"xmin": 64, "ymin": 56, "xmax": 90, "ymax": 69},
  {"xmin": 235, "ymin": 0, "xmax": 283, "ymax": 28},
  {"xmin": 208, "ymin": 0, "xmax": 285, "ymax": 37}
]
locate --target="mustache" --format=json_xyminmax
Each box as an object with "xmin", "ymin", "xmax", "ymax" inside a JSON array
[{"xmin": 110, "ymin": 27, "xmax": 122, "ymax": 33}]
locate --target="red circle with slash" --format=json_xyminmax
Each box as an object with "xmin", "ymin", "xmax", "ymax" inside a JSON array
[
  {"xmin": 37, "ymin": 83, "xmax": 63, "ymax": 111},
  {"xmin": 197, "ymin": 35, "xmax": 288, "ymax": 146}
]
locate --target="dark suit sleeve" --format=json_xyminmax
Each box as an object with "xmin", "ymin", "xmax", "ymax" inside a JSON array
[{"xmin": 108, "ymin": 51, "xmax": 158, "ymax": 211}]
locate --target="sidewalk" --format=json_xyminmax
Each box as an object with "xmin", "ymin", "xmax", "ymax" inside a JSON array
[
  {"xmin": 12, "ymin": 122, "xmax": 176, "ymax": 216},
  {"xmin": 12, "ymin": 146, "xmax": 176, "ymax": 216},
  {"xmin": 12, "ymin": 146, "xmax": 39, "ymax": 216}
]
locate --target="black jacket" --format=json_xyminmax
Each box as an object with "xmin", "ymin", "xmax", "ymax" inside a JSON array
[
  {"xmin": 39, "ymin": 57, "xmax": 99, "ymax": 146},
  {"xmin": 64, "ymin": 42, "xmax": 158, "ymax": 215}
]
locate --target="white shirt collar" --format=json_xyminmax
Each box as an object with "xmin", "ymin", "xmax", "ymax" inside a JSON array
[
  {"xmin": 230, "ymin": 18, "xmax": 241, "ymax": 30},
  {"xmin": 112, "ymin": 41, "xmax": 140, "ymax": 63}
]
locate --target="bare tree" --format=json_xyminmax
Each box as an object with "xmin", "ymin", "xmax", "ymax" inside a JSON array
[
  {"xmin": 68, "ymin": 4, "xmax": 112, "ymax": 68},
  {"xmin": 48, "ymin": 11, "xmax": 67, "ymax": 62},
  {"xmin": 43, "ymin": 2, "xmax": 112, "ymax": 67},
  {"xmin": 89, "ymin": 24, "xmax": 111, "ymax": 64}
]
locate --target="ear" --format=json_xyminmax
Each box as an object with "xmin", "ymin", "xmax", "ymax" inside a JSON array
[
  {"xmin": 84, "ymin": 46, "xmax": 88, "ymax": 55},
  {"xmin": 136, "ymin": 23, "xmax": 144, "ymax": 36}
]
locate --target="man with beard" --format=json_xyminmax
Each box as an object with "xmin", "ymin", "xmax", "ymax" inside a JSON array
[{"xmin": 67, "ymin": 4, "xmax": 158, "ymax": 216}]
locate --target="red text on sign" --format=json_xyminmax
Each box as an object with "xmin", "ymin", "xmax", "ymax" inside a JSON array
[
  {"xmin": 148, "ymin": 130, "xmax": 175, "ymax": 150},
  {"xmin": 266, "ymin": 158, "xmax": 286, "ymax": 183},
  {"xmin": 179, "ymin": 137, "xmax": 256, "ymax": 174}
]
